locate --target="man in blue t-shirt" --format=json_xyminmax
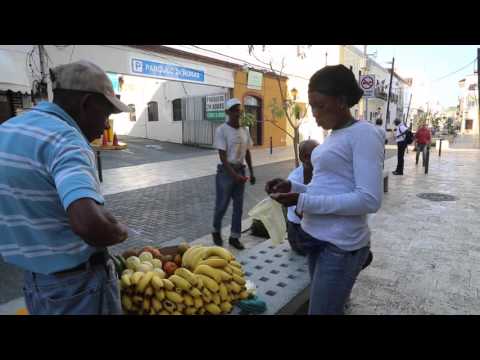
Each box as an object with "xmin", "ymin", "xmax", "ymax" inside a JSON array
[{"xmin": 0, "ymin": 60, "xmax": 130, "ymax": 314}]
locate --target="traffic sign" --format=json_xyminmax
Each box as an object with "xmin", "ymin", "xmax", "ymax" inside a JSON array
[{"xmin": 359, "ymin": 74, "xmax": 375, "ymax": 98}]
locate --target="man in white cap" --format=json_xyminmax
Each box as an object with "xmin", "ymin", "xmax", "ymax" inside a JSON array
[
  {"xmin": 212, "ymin": 98, "xmax": 256, "ymax": 250},
  {"xmin": 0, "ymin": 60, "xmax": 130, "ymax": 314}
]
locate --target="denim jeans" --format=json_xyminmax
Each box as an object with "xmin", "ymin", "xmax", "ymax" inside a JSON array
[
  {"xmin": 395, "ymin": 140, "xmax": 408, "ymax": 174},
  {"xmin": 23, "ymin": 260, "xmax": 123, "ymax": 315},
  {"xmin": 287, "ymin": 221, "xmax": 306, "ymax": 256},
  {"xmin": 213, "ymin": 164, "xmax": 246, "ymax": 239},
  {"xmin": 299, "ymin": 227, "xmax": 370, "ymax": 315},
  {"xmin": 415, "ymin": 143, "xmax": 427, "ymax": 166}
]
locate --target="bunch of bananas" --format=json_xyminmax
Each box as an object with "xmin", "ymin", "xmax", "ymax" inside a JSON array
[{"xmin": 120, "ymin": 245, "xmax": 248, "ymax": 315}]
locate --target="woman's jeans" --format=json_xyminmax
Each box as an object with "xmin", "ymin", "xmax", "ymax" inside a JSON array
[
  {"xmin": 299, "ymin": 227, "xmax": 370, "ymax": 315},
  {"xmin": 23, "ymin": 260, "xmax": 123, "ymax": 315},
  {"xmin": 212, "ymin": 164, "xmax": 246, "ymax": 239}
]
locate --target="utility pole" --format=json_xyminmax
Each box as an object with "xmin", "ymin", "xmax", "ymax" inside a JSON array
[
  {"xmin": 386, "ymin": 56, "xmax": 395, "ymax": 129},
  {"xmin": 325, "ymin": 52, "xmax": 328, "ymax": 66},
  {"xmin": 37, "ymin": 45, "xmax": 48, "ymax": 100},
  {"xmin": 405, "ymin": 93, "xmax": 413, "ymax": 126},
  {"xmin": 363, "ymin": 45, "xmax": 369, "ymax": 122}
]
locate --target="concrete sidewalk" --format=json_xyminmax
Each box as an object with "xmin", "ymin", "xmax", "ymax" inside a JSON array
[{"xmin": 348, "ymin": 149, "xmax": 480, "ymax": 314}]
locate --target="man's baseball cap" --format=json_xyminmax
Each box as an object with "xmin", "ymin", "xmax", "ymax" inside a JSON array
[
  {"xmin": 225, "ymin": 98, "xmax": 241, "ymax": 111},
  {"xmin": 49, "ymin": 60, "xmax": 130, "ymax": 114}
]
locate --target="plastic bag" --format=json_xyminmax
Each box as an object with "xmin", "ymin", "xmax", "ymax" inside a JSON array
[{"xmin": 248, "ymin": 198, "xmax": 286, "ymax": 245}]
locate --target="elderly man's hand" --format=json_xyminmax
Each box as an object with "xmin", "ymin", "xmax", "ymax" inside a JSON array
[{"xmin": 270, "ymin": 192, "xmax": 299, "ymax": 207}]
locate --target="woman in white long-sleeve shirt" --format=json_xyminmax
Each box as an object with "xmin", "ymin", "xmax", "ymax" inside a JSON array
[{"xmin": 266, "ymin": 65, "xmax": 384, "ymax": 314}]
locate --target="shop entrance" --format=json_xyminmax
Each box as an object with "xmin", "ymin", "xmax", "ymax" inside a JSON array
[{"xmin": 244, "ymin": 95, "xmax": 263, "ymax": 146}]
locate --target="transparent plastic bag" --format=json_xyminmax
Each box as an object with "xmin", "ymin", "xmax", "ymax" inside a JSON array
[{"xmin": 248, "ymin": 198, "xmax": 286, "ymax": 245}]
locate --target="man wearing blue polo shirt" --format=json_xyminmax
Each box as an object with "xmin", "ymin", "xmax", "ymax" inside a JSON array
[{"xmin": 0, "ymin": 60, "xmax": 130, "ymax": 315}]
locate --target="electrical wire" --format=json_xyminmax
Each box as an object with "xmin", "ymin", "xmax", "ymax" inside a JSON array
[
  {"xmin": 187, "ymin": 45, "xmax": 311, "ymax": 81},
  {"xmin": 69, "ymin": 45, "xmax": 76, "ymax": 62},
  {"xmin": 432, "ymin": 58, "xmax": 477, "ymax": 82}
]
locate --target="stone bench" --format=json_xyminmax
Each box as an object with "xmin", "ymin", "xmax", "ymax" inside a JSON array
[{"xmin": 230, "ymin": 239, "xmax": 310, "ymax": 315}]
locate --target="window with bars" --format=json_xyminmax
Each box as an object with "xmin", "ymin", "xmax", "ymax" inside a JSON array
[
  {"xmin": 173, "ymin": 99, "xmax": 182, "ymax": 121},
  {"xmin": 147, "ymin": 101, "xmax": 158, "ymax": 122}
]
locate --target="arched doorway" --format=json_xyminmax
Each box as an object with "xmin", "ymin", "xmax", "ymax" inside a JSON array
[{"xmin": 244, "ymin": 95, "xmax": 263, "ymax": 146}]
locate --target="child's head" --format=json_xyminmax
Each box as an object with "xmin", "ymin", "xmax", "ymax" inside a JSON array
[{"xmin": 299, "ymin": 140, "xmax": 319, "ymax": 168}]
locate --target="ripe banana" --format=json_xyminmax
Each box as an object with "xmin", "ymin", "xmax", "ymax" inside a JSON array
[
  {"xmin": 137, "ymin": 271, "xmax": 155, "ymax": 293},
  {"xmin": 143, "ymin": 298, "xmax": 151, "ymax": 312},
  {"xmin": 219, "ymin": 283, "xmax": 229, "ymax": 302},
  {"xmin": 121, "ymin": 295, "xmax": 133, "ymax": 311},
  {"xmin": 195, "ymin": 275, "xmax": 204, "ymax": 289},
  {"xmin": 166, "ymin": 290, "xmax": 184, "ymax": 304},
  {"xmin": 220, "ymin": 302, "xmax": 233, "ymax": 313},
  {"xmin": 185, "ymin": 306, "xmax": 197, "ymax": 315},
  {"xmin": 223, "ymin": 266, "xmax": 233, "ymax": 275},
  {"xmin": 162, "ymin": 300, "xmax": 176, "ymax": 313},
  {"xmin": 182, "ymin": 245, "xmax": 205, "ymax": 269},
  {"xmin": 232, "ymin": 273, "xmax": 246, "ymax": 285},
  {"xmin": 121, "ymin": 274, "xmax": 132, "ymax": 288},
  {"xmin": 205, "ymin": 303, "xmax": 222, "ymax": 315},
  {"xmin": 131, "ymin": 272, "xmax": 144, "ymax": 285},
  {"xmin": 215, "ymin": 269, "xmax": 232, "ymax": 281},
  {"xmin": 174, "ymin": 268, "xmax": 198, "ymax": 286},
  {"xmin": 133, "ymin": 295, "xmax": 143, "ymax": 304},
  {"xmin": 176, "ymin": 303, "xmax": 186, "ymax": 312},
  {"xmin": 228, "ymin": 281, "xmax": 242, "ymax": 294},
  {"xmin": 184, "ymin": 294, "xmax": 194, "ymax": 307},
  {"xmin": 152, "ymin": 297, "xmax": 163, "ymax": 312},
  {"xmin": 190, "ymin": 247, "xmax": 208, "ymax": 270},
  {"xmin": 169, "ymin": 274, "xmax": 192, "ymax": 291},
  {"xmin": 229, "ymin": 260, "xmax": 242, "ymax": 269},
  {"xmin": 194, "ymin": 265, "xmax": 222, "ymax": 283},
  {"xmin": 198, "ymin": 308, "xmax": 206, "ymax": 315},
  {"xmin": 175, "ymin": 287, "xmax": 184, "ymax": 295},
  {"xmin": 181, "ymin": 245, "xmax": 202, "ymax": 268},
  {"xmin": 205, "ymin": 246, "xmax": 233, "ymax": 261},
  {"xmin": 149, "ymin": 308, "xmax": 156, "ymax": 315},
  {"xmin": 212, "ymin": 293, "xmax": 221, "ymax": 305},
  {"xmin": 189, "ymin": 287, "xmax": 202, "ymax": 298},
  {"xmin": 202, "ymin": 294, "xmax": 212, "ymax": 303},
  {"xmin": 198, "ymin": 258, "xmax": 228, "ymax": 268},
  {"xmin": 162, "ymin": 278, "xmax": 175, "ymax": 291},
  {"xmin": 155, "ymin": 289, "xmax": 165, "ymax": 301},
  {"xmin": 159, "ymin": 310, "xmax": 170, "ymax": 315},
  {"xmin": 202, "ymin": 287, "xmax": 212, "ymax": 298},
  {"xmin": 151, "ymin": 276, "xmax": 164, "ymax": 290},
  {"xmin": 196, "ymin": 274, "xmax": 219, "ymax": 293},
  {"xmin": 230, "ymin": 266, "xmax": 245, "ymax": 277},
  {"xmin": 172, "ymin": 311, "xmax": 183, "ymax": 315},
  {"xmin": 193, "ymin": 296, "xmax": 203, "ymax": 309},
  {"xmin": 144, "ymin": 286, "xmax": 154, "ymax": 297}
]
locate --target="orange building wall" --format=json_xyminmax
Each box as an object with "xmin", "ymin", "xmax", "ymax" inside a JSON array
[{"xmin": 233, "ymin": 71, "xmax": 288, "ymax": 148}]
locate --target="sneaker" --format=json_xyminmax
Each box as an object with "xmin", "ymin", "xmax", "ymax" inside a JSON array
[
  {"xmin": 392, "ymin": 171, "xmax": 403, "ymax": 176},
  {"xmin": 212, "ymin": 232, "xmax": 223, "ymax": 246},
  {"xmin": 228, "ymin": 237, "xmax": 245, "ymax": 250}
]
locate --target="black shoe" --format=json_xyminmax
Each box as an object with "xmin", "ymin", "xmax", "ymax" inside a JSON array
[
  {"xmin": 392, "ymin": 171, "xmax": 403, "ymax": 176},
  {"xmin": 229, "ymin": 237, "xmax": 245, "ymax": 250},
  {"xmin": 212, "ymin": 232, "xmax": 223, "ymax": 246}
]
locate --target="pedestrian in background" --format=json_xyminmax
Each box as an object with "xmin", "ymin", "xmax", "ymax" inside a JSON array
[
  {"xmin": 286, "ymin": 139, "xmax": 319, "ymax": 256},
  {"xmin": 266, "ymin": 65, "xmax": 384, "ymax": 314},
  {"xmin": 0, "ymin": 61, "xmax": 130, "ymax": 315},
  {"xmin": 212, "ymin": 98, "xmax": 256, "ymax": 250},
  {"xmin": 393, "ymin": 118, "xmax": 409, "ymax": 175},
  {"xmin": 415, "ymin": 122, "xmax": 432, "ymax": 166}
]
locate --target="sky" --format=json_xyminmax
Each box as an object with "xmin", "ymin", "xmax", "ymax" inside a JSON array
[{"xmin": 361, "ymin": 45, "xmax": 479, "ymax": 109}]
